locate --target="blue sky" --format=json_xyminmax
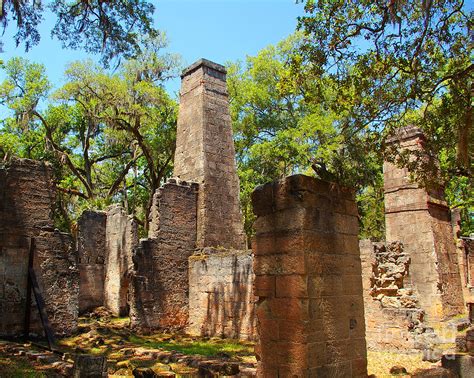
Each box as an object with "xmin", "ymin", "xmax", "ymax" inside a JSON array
[{"xmin": 0, "ymin": 0, "xmax": 305, "ymax": 97}]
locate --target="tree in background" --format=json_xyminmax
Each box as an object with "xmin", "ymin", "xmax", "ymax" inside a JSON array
[
  {"xmin": 228, "ymin": 33, "xmax": 383, "ymax": 239},
  {"xmin": 294, "ymin": 0, "xmax": 473, "ymax": 234},
  {"xmin": 0, "ymin": 39, "xmax": 180, "ymax": 233},
  {"xmin": 0, "ymin": 0, "xmax": 158, "ymax": 66}
]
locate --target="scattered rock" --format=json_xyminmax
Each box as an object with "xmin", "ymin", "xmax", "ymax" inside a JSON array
[
  {"xmin": 240, "ymin": 366, "xmax": 257, "ymax": 377},
  {"xmin": 73, "ymin": 354, "xmax": 108, "ymax": 377},
  {"xmin": 411, "ymin": 367, "xmax": 456, "ymax": 377},
  {"xmin": 455, "ymin": 335, "xmax": 467, "ymax": 352},
  {"xmin": 389, "ymin": 365, "xmax": 408, "ymax": 375},
  {"xmin": 132, "ymin": 367, "xmax": 157, "ymax": 377},
  {"xmin": 422, "ymin": 348, "xmax": 444, "ymax": 362},
  {"xmin": 116, "ymin": 360, "xmax": 130, "ymax": 368}
]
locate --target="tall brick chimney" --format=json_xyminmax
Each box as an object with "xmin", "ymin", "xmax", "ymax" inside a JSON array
[{"xmin": 174, "ymin": 59, "xmax": 246, "ymax": 250}]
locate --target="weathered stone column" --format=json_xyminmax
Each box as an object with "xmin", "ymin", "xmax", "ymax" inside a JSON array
[
  {"xmin": 252, "ymin": 174, "xmax": 367, "ymax": 377},
  {"xmin": 129, "ymin": 179, "xmax": 198, "ymax": 331},
  {"xmin": 104, "ymin": 205, "xmax": 137, "ymax": 316},
  {"xmin": 77, "ymin": 210, "xmax": 106, "ymax": 314},
  {"xmin": 384, "ymin": 125, "xmax": 465, "ymax": 320},
  {"xmin": 174, "ymin": 59, "xmax": 246, "ymax": 250}
]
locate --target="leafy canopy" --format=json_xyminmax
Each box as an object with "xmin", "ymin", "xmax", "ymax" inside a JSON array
[
  {"xmin": 228, "ymin": 33, "xmax": 383, "ymax": 238},
  {"xmin": 296, "ymin": 0, "xmax": 472, "ymax": 172},
  {"xmin": 0, "ymin": 40, "xmax": 180, "ymax": 232},
  {"xmin": 294, "ymin": 0, "xmax": 473, "ymax": 234},
  {"xmin": 1, "ymin": 0, "xmax": 158, "ymax": 66}
]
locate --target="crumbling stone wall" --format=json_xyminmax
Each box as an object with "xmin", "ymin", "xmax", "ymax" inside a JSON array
[
  {"xmin": 129, "ymin": 179, "xmax": 197, "ymax": 331},
  {"xmin": 252, "ymin": 174, "xmax": 367, "ymax": 377},
  {"xmin": 104, "ymin": 205, "xmax": 137, "ymax": 316},
  {"xmin": 369, "ymin": 242, "xmax": 417, "ymax": 308},
  {"xmin": 360, "ymin": 240, "xmax": 429, "ymax": 351},
  {"xmin": 384, "ymin": 125, "xmax": 465, "ymax": 321},
  {"xmin": 0, "ymin": 158, "xmax": 78, "ymax": 337},
  {"xmin": 77, "ymin": 211, "xmax": 106, "ymax": 314},
  {"xmin": 174, "ymin": 59, "xmax": 246, "ymax": 250},
  {"xmin": 188, "ymin": 248, "xmax": 256, "ymax": 340}
]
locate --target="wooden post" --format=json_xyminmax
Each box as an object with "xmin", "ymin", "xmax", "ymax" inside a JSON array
[
  {"xmin": 23, "ymin": 236, "xmax": 56, "ymax": 349},
  {"xmin": 30, "ymin": 268, "xmax": 56, "ymax": 349}
]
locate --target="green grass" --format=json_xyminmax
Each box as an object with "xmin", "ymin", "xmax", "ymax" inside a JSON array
[
  {"xmin": 128, "ymin": 334, "xmax": 253, "ymax": 357},
  {"xmin": 0, "ymin": 356, "xmax": 48, "ymax": 377}
]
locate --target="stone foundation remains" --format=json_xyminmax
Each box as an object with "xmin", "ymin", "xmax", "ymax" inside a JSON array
[
  {"xmin": 2, "ymin": 58, "xmax": 473, "ymax": 378},
  {"xmin": 252, "ymin": 174, "xmax": 367, "ymax": 377},
  {"xmin": 0, "ymin": 159, "xmax": 78, "ymax": 337},
  {"xmin": 359, "ymin": 125, "xmax": 467, "ymax": 352},
  {"xmin": 105, "ymin": 205, "xmax": 137, "ymax": 316},
  {"xmin": 77, "ymin": 206, "xmax": 137, "ymax": 317},
  {"xmin": 188, "ymin": 248, "xmax": 256, "ymax": 340},
  {"xmin": 360, "ymin": 240, "xmax": 432, "ymax": 351}
]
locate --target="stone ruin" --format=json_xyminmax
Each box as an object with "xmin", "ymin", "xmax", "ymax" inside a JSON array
[
  {"xmin": 128, "ymin": 59, "xmax": 254, "ymax": 336},
  {"xmin": 1, "ymin": 58, "xmax": 473, "ymax": 376},
  {"xmin": 77, "ymin": 206, "xmax": 137, "ymax": 317},
  {"xmin": 252, "ymin": 175, "xmax": 367, "ymax": 376},
  {"xmin": 360, "ymin": 125, "xmax": 470, "ymax": 355},
  {"xmin": 0, "ymin": 159, "xmax": 78, "ymax": 337}
]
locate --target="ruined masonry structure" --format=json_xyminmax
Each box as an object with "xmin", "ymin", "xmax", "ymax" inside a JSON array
[
  {"xmin": 252, "ymin": 175, "xmax": 367, "ymax": 377},
  {"xmin": 77, "ymin": 206, "xmax": 137, "ymax": 317},
  {"xmin": 188, "ymin": 249, "xmax": 256, "ymax": 340},
  {"xmin": 104, "ymin": 205, "xmax": 138, "ymax": 316},
  {"xmin": 130, "ymin": 180, "xmax": 198, "ymax": 330},
  {"xmin": 384, "ymin": 125, "xmax": 464, "ymax": 321},
  {"xmin": 130, "ymin": 59, "xmax": 255, "ymax": 337},
  {"xmin": 360, "ymin": 240, "xmax": 427, "ymax": 351},
  {"xmin": 0, "ymin": 159, "xmax": 78, "ymax": 337},
  {"xmin": 174, "ymin": 59, "xmax": 246, "ymax": 250},
  {"xmin": 359, "ymin": 125, "xmax": 467, "ymax": 353},
  {"xmin": 77, "ymin": 211, "xmax": 106, "ymax": 314}
]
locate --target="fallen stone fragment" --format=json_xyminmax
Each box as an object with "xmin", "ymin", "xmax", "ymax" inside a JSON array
[{"xmin": 389, "ymin": 365, "xmax": 408, "ymax": 375}]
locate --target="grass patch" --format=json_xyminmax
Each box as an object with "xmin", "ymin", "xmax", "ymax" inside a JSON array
[
  {"xmin": 128, "ymin": 334, "xmax": 253, "ymax": 358},
  {"xmin": 367, "ymin": 351, "xmax": 433, "ymax": 377},
  {"xmin": 0, "ymin": 355, "xmax": 47, "ymax": 377}
]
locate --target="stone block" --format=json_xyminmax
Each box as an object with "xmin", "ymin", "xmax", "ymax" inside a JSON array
[
  {"xmin": 187, "ymin": 249, "xmax": 256, "ymax": 340},
  {"xmin": 253, "ymin": 275, "xmax": 275, "ymax": 298},
  {"xmin": 252, "ymin": 174, "xmax": 366, "ymax": 376},
  {"xmin": 275, "ymin": 274, "xmax": 307, "ymax": 298},
  {"xmin": 441, "ymin": 353, "xmax": 474, "ymax": 377}
]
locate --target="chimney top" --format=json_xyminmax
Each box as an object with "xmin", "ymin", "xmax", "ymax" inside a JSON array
[{"xmin": 181, "ymin": 58, "xmax": 226, "ymax": 79}]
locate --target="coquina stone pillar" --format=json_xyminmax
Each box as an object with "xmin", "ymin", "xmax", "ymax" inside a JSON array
[
  {"xmin": 384, "ymin": 125, "xmax": 465, "ymax": 321},
  {"xmin": 174, "ymin": 59, "xmax": 246, "ymax": 250},
  {"xmin": 252, "ymin": 174, "xmax": 367, "ymax": 377}
]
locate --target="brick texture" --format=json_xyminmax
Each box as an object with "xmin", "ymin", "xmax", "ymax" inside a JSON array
[
  {"xmin": 384, "ymin": 126, "xmax": 464, "ymax": 321},
  {"xmin": 251, "ymin": 174, "xmax": 367, "ymax": 377},
  {"xmin": 174, "ymin": 59, "xmax": 246, "ymax": 250},
  {"xmin": 188, "ymin": 248, "xmax": 256, "ymax": 340},
  {"xmin": 129, "ymin": 179, "xmax": 197, "ymax": 331},
  {"xmin": 0, "ymin": 158, "xmax": 78, "ymax": 337}
]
